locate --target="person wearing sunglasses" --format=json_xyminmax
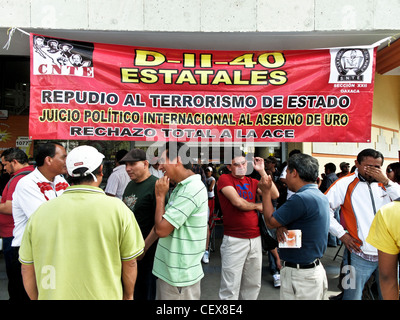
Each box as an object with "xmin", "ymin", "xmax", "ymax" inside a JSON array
[{"xmin": 386, "ymin": 162, "xmax": 400, "ymax": 184}]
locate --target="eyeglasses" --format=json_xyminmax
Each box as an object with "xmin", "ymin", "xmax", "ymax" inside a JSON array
[{"xmin": 387, "ymin": 168, "xmax": 393, "ymax": 173}]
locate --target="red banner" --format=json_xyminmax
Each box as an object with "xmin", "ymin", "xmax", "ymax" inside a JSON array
[{"xmin": 30, "ymin": 33, "xmax": 377, "ymax": 142}]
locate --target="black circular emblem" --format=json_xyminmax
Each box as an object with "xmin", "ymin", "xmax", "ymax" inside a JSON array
[{"xmin": 335, "ymin": 49, "xmax": 370, "ymax": 77}]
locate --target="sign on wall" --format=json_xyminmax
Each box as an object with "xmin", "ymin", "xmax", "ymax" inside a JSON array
[{"xmin": 29, "ymin": 33, "xmax": 377, "ymax": 142}]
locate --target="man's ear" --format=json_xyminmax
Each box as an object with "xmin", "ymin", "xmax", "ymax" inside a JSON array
[
  {"xmin": 44, "ymin": 155, "xmax": 52, "ymax": 166},
  {"xmin": 226, "ymin": 164, "xmax": 232, "ymax": 172},
  {"xmin": 290, "ymin": 168, "xmax": 298, "ymax": 178},
  {"xmin": 99, "ymin": 164, "xmax": 104, "ymax": 177}
]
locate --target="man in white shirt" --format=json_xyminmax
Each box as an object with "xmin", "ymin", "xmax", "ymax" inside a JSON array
[
  {"xmin": 325, "ymin": 148, "xmax": 400, "ymax": 300},
  {"xmin": 105, "ymin": 149, "xmax": 130, "ymax": 199},
  {"xmin": 12, "ymin": 142, "xmax": 69, "ymax": 300},
  {"xmin": 149, "ymin": 157, "xmax": 164, "ymax": 178}
]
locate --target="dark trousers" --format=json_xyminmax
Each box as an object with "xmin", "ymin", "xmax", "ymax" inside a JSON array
[
  {"xmin": 134, "ymin": 251, "xmax": 157, "ymax": 300},
  {"xmin": 7, "ymin": 245, "xmax": 30, "ymax": 300}
]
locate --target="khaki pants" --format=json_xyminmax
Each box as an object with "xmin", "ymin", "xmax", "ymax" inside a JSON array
[
  {"xmin": 156, "ymin": 278, "xmax": 201, "ymax": 300},
  {"xmin": 280, "ymin": 263, "xmax": 328, "ymax": 300},
  {"xmin": 219, "ymin": 235, "xmax": 262, "ymax": 300}
]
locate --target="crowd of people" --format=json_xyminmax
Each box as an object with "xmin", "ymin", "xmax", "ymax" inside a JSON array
[{"xmin": 0, "ymin": 142, "xmax": 399, "ymax": 300}]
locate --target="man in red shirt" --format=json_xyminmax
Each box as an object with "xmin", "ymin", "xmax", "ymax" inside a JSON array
[
  {"xmin": 0, "ymin": 148, "xmax": 35, "ymax": 300},
  {"xmin": 217, "ymin": 149, "xmax": 279, "ymax": 300}
]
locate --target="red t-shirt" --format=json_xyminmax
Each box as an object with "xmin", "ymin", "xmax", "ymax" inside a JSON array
[
  {"xmin": 0, "ymin": 165, "xmax": 35, "ymax": 237},
  {"xmin": 217, "ymin": 174, "xmax": 260, "ymax": 239}
]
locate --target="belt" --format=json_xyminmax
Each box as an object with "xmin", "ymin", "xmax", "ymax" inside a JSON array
[{"xmin": 282, "ymin": 259, "xmax": 320, "ymax": 269}]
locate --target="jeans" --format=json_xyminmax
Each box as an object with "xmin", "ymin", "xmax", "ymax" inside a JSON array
[{"xmin": 341, "ymin": 249, "xmax": 381, "ymax": 300}]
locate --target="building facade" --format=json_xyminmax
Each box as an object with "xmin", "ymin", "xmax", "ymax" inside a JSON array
[{"xmin": 1, "ymin": 0, "xmax": 399, "ymax": 174}]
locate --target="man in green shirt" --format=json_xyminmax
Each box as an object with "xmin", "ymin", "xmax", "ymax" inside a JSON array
[
  {"xmin": 153, "ymin": 142, "xmax": 208, "ymax": 300},
  {"xmin": 19, "ymin": 145, "xmax": 144, "ymax": 300}
]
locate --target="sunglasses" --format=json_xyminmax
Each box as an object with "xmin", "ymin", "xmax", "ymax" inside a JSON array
[{"xmin": 387, "ymin": 168, "xmax": 393, "ymax": 173}]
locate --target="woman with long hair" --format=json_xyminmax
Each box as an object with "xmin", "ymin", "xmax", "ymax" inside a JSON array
[{"xmin": 386, "ymin": 162, "xmax": 400, "ymax": 183}]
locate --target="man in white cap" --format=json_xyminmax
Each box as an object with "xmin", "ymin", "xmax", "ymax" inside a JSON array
[{"xmin": 19, "ymin": 145, "xmax": 144, "ymax": 300}]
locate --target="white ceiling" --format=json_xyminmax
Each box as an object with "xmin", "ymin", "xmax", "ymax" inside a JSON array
[{"xmin": 1, "ymin": 28, "xmax": 399, "ymax": 74}]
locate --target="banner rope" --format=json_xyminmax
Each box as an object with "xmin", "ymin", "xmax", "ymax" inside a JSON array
[
  {"xmin": 387, "ymin": 32, "xmax": 400, "ymax": 46},
  {"xmin": 2, "ymin": 27, "xmax": 29, "ymax": 50},
  {"xmin": 3, "ymin": 27, "xmax": 400, "ymax": 51}
]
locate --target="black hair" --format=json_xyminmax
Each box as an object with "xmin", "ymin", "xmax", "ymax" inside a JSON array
[
  {"xmin": 67, "ymin": 165, "xmax": 102, "ymax": 185},
  {"xmin": 356, "ymin": 149, "xmax": 384, "ymax": 165},
  {"xmin": 115, "ymin": 149, "xmax": 128, "ymax": 163},
  {"xmin": 35, "ymin": 142, "xmax": 64, "ymax": 166},
  {"xmin": 287, "ymin": 153, "xmax": 319, "ymax": 183},
  {"xmin": 1, "ymin": 148, "xmax": 28, "ymax": 164},
  {"xmin": 387, "ymin": 162, "xmax": 400, "ymax": 183},
  {"xmin": 324, "ymin": 162, "xmax": 336, "ymax": 173},
  {"xmin": 162, "ymin": 142, "xmax": 192, "ymax": 170},
  {"xmin": 289, "ymin": 149, "xmax": 301, "ymax": 158}
]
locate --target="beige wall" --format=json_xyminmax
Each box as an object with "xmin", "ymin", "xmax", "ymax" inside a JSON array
[
  {"xmin": 372, "ymin": 74, "xmax": 400, "ymax": 130},
  {"xmin": 307, "ymin": 73, "xmax": 400, "ymax": 176},
  {"xmin": 2, "ymin": 0, "xmax": 400, "ymax": 32}
]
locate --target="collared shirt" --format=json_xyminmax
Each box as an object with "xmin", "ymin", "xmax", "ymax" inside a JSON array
[
  {"xmin": 19, "ymin": 185, "xmax": 144, "ymax": 300},
  {"xmin": 273, "ymin": 183, "xmax": 330, "ymax": 265},
  {"xmin": 12, "ymin": 168, "xmax": 69, "ymax": 247},
  {"xmin": 325, "ymin": 169, "xmax": 400, "ymax": 257},
  {"xmin": 152, "ymin": 174, "xmax": 208, "ymax": 287},
  {"xmin": 105, "ymin": 164, "xmax": 130, "ymax": 199},
  {"xmin": 367, "ymin": 200, "xmax": 400, "ymax": 256}
]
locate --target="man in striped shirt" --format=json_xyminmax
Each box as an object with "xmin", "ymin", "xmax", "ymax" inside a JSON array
[{"xmin": 152, "ymin": 142, "xmax": 208, "ymax": 300}]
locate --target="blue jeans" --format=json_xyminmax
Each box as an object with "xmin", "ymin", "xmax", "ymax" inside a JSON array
[{"xmin": 341, "ymin": 249, "xmax": 381, "ymax": 300}]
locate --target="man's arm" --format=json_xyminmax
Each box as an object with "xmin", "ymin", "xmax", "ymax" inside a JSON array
[
  {"xmin": 154, "ymin": 176, "xmax": 175, "ymax": 238},
  {"xmin": 121, "ymin": 259, "xmax": 137, "ymax": 300},
  {"xmin": 253, "ymin": 157, "xmax": 279, "ymax": 199},
  {"xmin": 258, "ymin": 175, "xmax": 282, "ymax": 229},
  {"xmin": 0, "ymin": 200, "xmax": 12, "ymax": 214},
  {"xmin": 137, "ymin": 228, "xmax": 159, "ymax": 260},
  {"xmin": 378, "ymin": 250, "xmax": 399, "ymax": 300},
  {"xmin": 21, "ymin": 264, "xmax": 38, "ymax": 300},
  {"xmin": 324, "ymin": 181, "xmax": 363, "ymax": 252},
  {"xmin": 220, "ymin": 186, "xmax": 262, "ymax": 212},
  {"xmin": 208, "ymin": 178, "xmax": 216, "ymax": 192}
]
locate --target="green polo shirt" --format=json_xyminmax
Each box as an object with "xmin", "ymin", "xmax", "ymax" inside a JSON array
[
  {"xmin": 152, "ymin": 174, "xmax": 208, "ymax": 287},
  {"xmin": 19, "ymin": 185, "xmax": 144, "ymax": 300}
]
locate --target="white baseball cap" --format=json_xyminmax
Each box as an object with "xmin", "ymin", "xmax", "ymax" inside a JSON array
[{"xmin": 66, "ymin": 145, "xmax": 104, "ymax": 180}]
